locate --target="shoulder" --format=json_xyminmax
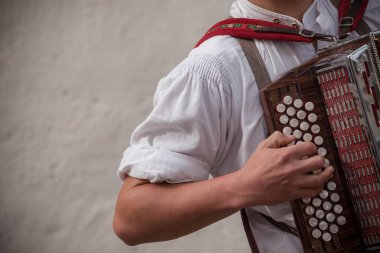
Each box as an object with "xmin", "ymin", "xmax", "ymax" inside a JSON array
[{"xmin": 175, "ymin": 35, "xmax": 245, "ymax": 84}]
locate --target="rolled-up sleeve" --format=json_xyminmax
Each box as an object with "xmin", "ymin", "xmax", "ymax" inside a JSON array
[{"xmin": 118, "ymin": 54, "xmax": 232, "ymax": 183}]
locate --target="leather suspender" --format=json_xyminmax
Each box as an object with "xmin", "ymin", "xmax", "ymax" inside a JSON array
[
  {"xmin": 237, "ymin": 38, "xmax": 272, "ymax": 89},
  {"xmin": 237, "ymin": 38, "xmax": 271, "ymax": 253},
  {"xmin": 237, "ymin": 39, "xmax": 300, "ymax": 253},
  {"xmin": 241, "ymin": 209, "xmax": 260, "ymax": 253}
]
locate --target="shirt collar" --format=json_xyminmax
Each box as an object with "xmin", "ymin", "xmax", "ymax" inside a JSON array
[{"xmin": 230, "ymin": 0, "xmax": 319, "ymax": 29}]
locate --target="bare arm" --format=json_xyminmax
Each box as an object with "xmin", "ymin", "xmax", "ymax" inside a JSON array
[{"xmin": 113, "ymin": 131, "xmax": 334, "ymax": 245}]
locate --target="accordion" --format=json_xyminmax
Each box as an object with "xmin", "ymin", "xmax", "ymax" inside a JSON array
[{"xmin": 260, "ymin": 32, "xmax": 380, "ymax": 252}]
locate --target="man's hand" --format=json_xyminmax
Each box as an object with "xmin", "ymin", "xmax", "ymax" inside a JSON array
[{"xmin": 234, "ymin": 131, "xmax": 334, "ymax": 207}]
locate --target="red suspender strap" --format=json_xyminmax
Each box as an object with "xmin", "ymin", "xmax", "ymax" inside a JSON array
[
  {"xmin": 194, "ymin": 18, "xmax": 336, "ymax": 48},
  {"xmin": 195, "ymin": 0, "xmax": 370, "ymax": 48},
  {"xmin": 337, "ymin": 0, "xmax": 369, "ymax": 38}
]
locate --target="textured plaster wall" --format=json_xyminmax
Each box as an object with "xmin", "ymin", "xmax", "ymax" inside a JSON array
[{"xmin": 0, "ymin": 0, "xmax": 250, "ymax": 252}]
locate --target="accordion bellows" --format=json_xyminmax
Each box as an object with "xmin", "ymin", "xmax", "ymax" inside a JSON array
[{"xmin": 260, "ymin": 32, "xmax": 380, "ymax": 253}]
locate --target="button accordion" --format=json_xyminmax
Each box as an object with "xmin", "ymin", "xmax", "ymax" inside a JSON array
[{"xmin": 260, "ymin": 32, "xmax": 380, "ymax": 252}]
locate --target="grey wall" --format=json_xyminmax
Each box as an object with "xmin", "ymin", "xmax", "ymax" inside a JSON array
[{"xmin": 0, "ymin": 1, "xmax": 250, "ymax": 252}]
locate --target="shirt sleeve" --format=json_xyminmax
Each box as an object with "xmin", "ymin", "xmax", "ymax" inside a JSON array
[{"xmin": 118, "ymin": 54, "xmax": 232, "ymax": 183}]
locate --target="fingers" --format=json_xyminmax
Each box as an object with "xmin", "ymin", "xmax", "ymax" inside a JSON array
[
  {"xmin": 298, "ymin": 187, "xmax": 324, "ymax": 199},
  {"xmin": 297, "ymin": 155, "xmax": 326, "ymax": 174},
  {"xmin": 287, "ymin": 141, "xmax": 318, "ymax": 159},
  {"xmin": 261, "ymin": 131, "xmax": 295, "ymax": 148},
  {"xmin": 292, "ymin": 166, "xmax": 334, "ymax": 199},
  {"xmin": 297, "ymin": 166, "xmax": 334, "ymax": 191},
  {"xmin": 261, "ymin": 132, "xmax": 318, "ymax": 159}
]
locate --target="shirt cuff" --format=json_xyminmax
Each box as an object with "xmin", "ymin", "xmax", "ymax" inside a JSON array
[{"xmin": 118, "ymin": 146, "xmax": 210, "ymax": 183}]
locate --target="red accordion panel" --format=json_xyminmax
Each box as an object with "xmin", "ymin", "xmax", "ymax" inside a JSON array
[{"xmin": 318, "ymin": 66, "xmax": 380, "ymax": 246}]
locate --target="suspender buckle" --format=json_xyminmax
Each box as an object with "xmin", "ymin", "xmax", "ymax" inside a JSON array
[
  {"xmin": 340, "ymin": 17, "xmax": 354, "ymax": 27},
  {"xmin": 299, "ymin": 29, "xmax": 316, "ymax": 38},
  {"xmin": 299, "ymin": 28, "xmax": 337, "ymax": 42}
]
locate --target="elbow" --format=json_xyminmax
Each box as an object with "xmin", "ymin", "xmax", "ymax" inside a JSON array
[
  {"xmin": 113, "ymin": 177, "xmax": 152, "ymax": 246},
  {"xmin": 113, "ymin": 214, "xmax": 141, "ymax": 246}
]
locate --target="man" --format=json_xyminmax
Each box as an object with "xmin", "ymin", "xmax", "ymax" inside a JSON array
[{"xmin": 113, "ymin": 0, "xmax": 380, "ymax": 252}]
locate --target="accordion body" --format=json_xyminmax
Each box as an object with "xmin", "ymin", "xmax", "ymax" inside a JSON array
[{"xmin": 260, "ymin": 32, "xmax": 380, "ymax": 252}]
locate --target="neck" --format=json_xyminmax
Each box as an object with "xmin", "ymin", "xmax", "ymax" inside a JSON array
[{"xmin": 248, "ymin": 0, "xmax": 314, "ymax": 21}]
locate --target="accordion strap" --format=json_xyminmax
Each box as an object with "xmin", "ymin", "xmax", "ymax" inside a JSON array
[
  {"xmin": 331, "ymin": 0, "xmax": 370, "ymax": 38},
  {"xmin": 241, "ymin": 209, "xmax": 260, "ymax": 253},
  {"xmin": 195, "ymin": 0, "xmax": 370, "ymax": 48},
  {"xmin": 238, "ymin": 38, "xmax": 300, "ymax": 253},
  {"xmin": 194, "ymin": 18, "xmax": 336, "ymax": 48},
  {"xmin": 241, "ymin": 209, "xmax": 300, "ymax": 253},
  {"xmin": 237, "ymin": 38, "xmax": 271, "ymax": 89},
  {"xmin": 259, "ymin": 213, "xmax": 299, "ymax": 237}
]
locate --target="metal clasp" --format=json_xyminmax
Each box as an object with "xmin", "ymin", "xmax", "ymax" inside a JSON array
[
  {"xmin": 340, "ymin": 17, "xmax": 354, "ymax": 27},
  {"xmin": 299, "ymin": 29, "xmax": 316, "ymax": 38},
  {"xmin": 299, "ymin": 29, "xmax": 337, "ymax": 42}
]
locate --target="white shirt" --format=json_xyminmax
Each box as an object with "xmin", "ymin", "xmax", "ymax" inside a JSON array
[{"xmin": 118, "ymin": 0, "xmax": 380, "ymax": 252}]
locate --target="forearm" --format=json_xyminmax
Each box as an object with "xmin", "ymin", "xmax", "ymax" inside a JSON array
[
  {"xmin": 113, "ymin": 171, "xmax": 245, "ymax": 245},
  {"xmin": 113, "ymin": 132, "xmax": 334, "ymax": 246}
]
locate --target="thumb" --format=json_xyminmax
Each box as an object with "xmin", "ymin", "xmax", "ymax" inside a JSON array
[{"xmin": 261, "ymin": 131, "xmax": 295, "ymax": 148}]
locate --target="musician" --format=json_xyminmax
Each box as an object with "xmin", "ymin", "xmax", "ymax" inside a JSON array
[{"xmin": 113, "ymin": 0, "xmax": 380, "ymax": 252}]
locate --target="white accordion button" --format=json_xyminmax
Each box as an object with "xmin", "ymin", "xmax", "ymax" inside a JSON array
[
  {"xmin": 279, "ymin": 115, "xmax": 289, "ymax": 125},
  {"xmin": 336, "ymin": 216, "xmax": 347, "ymax": 226},
  {"xmin": 311, "ymin": 228, "xmax": 322, "ymax": 239},
  {"xmin": 305, "ymin": 206, "xmax": 315, "ymax": 216},
  {"xmin": 308, "ymin": 113, "xmax": 318, "ymax": 123},
  {"xmin": 300, "ymin": 122, "xmax": 310, "ymax": 131},
  {"xmin": 323, "ymin": 201, "xmax": 333, "ymax": 211},
  {"xmin": 330, "ymin": 193, "xmax": 340, "ymax": 202},
  {"xmin": 294, "ymin": 98, "xmax": 303, "ymax": 108},
  {"xmin": 297, "ymin": 110, "xmax": 307, "ymax": 120},
  {"xmin": 282, "ymin": 126, "xmax": 292, "ymax": 135},
  {"xmin": 287, "ymin": 107, "xmax": 296, "ymax": 117},
  {"xmin": 316, "ymin": 209, "xmax": 325, "ymax": 219},
  {"xmin": 312, "ymin": 198, "xmax": 322, "ymax": 207},
  {"xmin": 326, "ymin": 213, "xmax": 336, "ymax": 223},
  {"xmin": 327, "ymin": 181, "xmax": 336, "ymax": 191},
  {"xmin": 324, "ymin": 159, "xmax": 330, "ymax": 168},
  {"xmin": 329, "ymin": 224, "xmax": 339, "ymax": 234},
  {"xmin": 283, "ymin": 95, "xmax": 293, "ymax": 105},
  {"xmin": 317, "ymin": 147, "xmax": 327, "ymax": 157},
  {"xmin": 309, "ymin": 217, "xmax": 319, "ymax": 227},
  {"xmin": 276, "ymin": 103, "xmax": 286, "ymax": 113},
  {"xmin": 293, "ymin": 130, "xmax": 302, "ymax": 139},
  {"xmin": 322, "ymin": 232, "xmax": 332, "ymax": 242},
  {"xmin": 319, "ymin": 221, "xmax": 328, "ymax": 231},
  {"xmin": 303, "ymin": 133, "xmax": 313, "ymax": 142},
  {"xmin": 333, "ymin": 204, "xmax": 343, "ymax": 214},
  {"xmin": 305, "ymin": 101, "xmax": 315, "ymax": 111},
  {"xmin": 290, "ymin": 118, "xmax": 299, "ymax": 128},
  {"xmin": 319, "ymin": 190, "xmax": 329, "ymax": 199},
  {"xmin": 302, "ymin": 198, "xmax": 311, "ymax": 204},
  {"xmin": 314, "ymin": 136, "xmax": 324, "ymax": 146},
  {"xmin": 311, "ymin": 124, "xmax": 321, "ymax": 134}
]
